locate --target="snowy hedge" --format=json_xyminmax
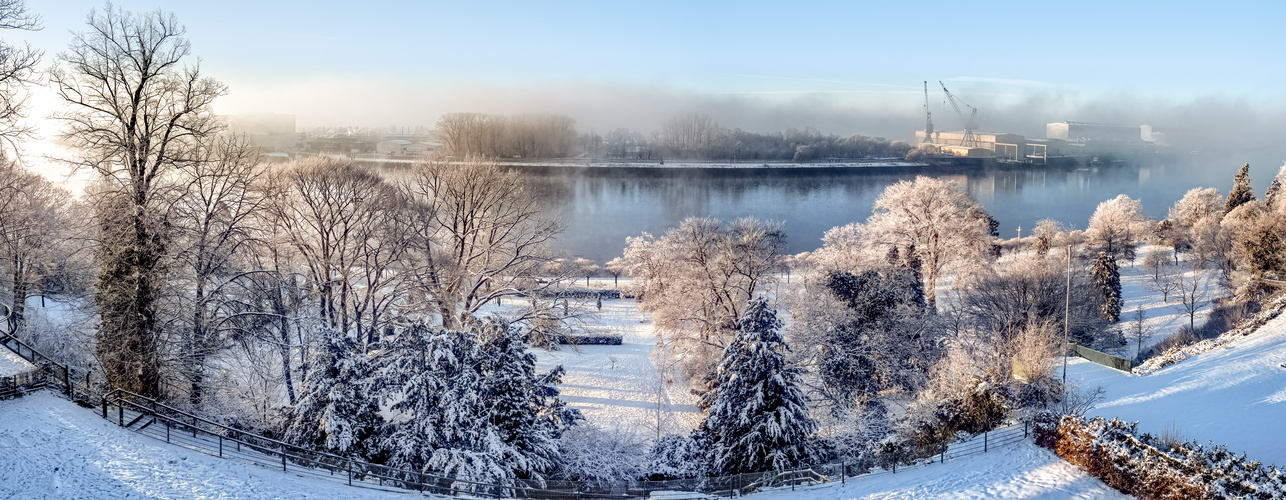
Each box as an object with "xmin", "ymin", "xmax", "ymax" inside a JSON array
[
  {"xmin": 559, "ymin": 333, "xmax": 623, "ymax": 345},
  {"xmin": 1037, "ymin": 415, "xmax": 1286, "ymax": 499}
]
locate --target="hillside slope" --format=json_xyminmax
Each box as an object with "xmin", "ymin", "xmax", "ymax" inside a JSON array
[{"xmin": 1068, "ymin": 309, "xmax": 1286, "ymax": 467}]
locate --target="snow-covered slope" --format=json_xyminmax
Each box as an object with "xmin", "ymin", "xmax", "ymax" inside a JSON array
[
  {"xmin": 0, "ymin": 391, "xmax": 1125, "ymax": 500},
  {"xmin": 1068, "ymin": 308, "xmax": 1286, "ymax": 467},
  {"xmin": 745, "ymin": 440, "xmax": 1126, "ymax": 500},
  {"xmin": 0, "ymin": 392, "xmax": 416, "ymax": 500},
  {"xmin": 0, "ymin": 345, "xmax": 35, "ymax": 377}
]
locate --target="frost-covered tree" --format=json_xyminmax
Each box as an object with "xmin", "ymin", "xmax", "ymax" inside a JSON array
[
  {"xmin": 284, "ymin": 330, "xmax": 382, "ymax": 458},
  {"xmin": 554, "ymin": 426, "xmax": 646, "ymax": 482},
  {"xmin": 52, "ymin": 6, "xmax": 225, "ymax": 397},
  {"xmin": 1265, "ymin": 164, "xmax": 1286, "ymax": 211},
  {"xmin": 1085, "ymin": 194, "xmax": 1146, "ymax": 262},
  {"xmin": 1225, "ymin": 163, "xmax": 1255, "ymax": 214},
  {"xmin": 1166, "ymin": 187, "xmax": 1224, "ymax": 262},
  {"xmin": 863, "ymin": 176, "xmax": 995, "ymax": 309},
  {"xmin": 620, "ymin": 216, "xmax": 785, "ymax": 389},
  {"xmin": 701, "ymin": 299, "xmax": 817, "ymax": 475},
  {"xmin": 1032, "ymin": 219, "xmax": 1065, "ymax": 257},
  {"xmin": 1091, "ymin": 252, "xmax": 1122, "ymax": 322}
]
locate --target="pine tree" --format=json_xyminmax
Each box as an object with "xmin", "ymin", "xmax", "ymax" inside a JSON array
[
  {"xmin": 375, "ymin": 323, "xmax": 485, "ymax": 480},
  {"xmin": 373, "ymin": 319, "xmax": 581, "ymax": 491},
  {"xmin": 1225, "ymin": 163, "xmax": 1255, "ymax": 214},
  {"xmin": 284, "ymin": 330, "xmax": 383, "ymax": 458},
  {"xmin": 701, "ymin": 299, "xmax": 817, "ymax": 475},
  {"xmin": 1091, "ymin": 252, "xmax": 1122, "ymax": 322},
  {"xmin": 475, "ymin": 318, "xmax": 580, "ymax": 485},
  {"xmin": 1265, "ymin": 177, "xmax": 1282, "ymax": 211}
]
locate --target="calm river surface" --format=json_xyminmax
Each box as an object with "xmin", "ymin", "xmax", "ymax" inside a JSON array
[{"xmin": 520, "ymin": 159, "xmax": 1248, "ymax": 264}]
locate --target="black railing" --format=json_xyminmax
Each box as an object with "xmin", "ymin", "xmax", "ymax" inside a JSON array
[
  {"xmin": 0, "ymin": 331, "xmax": 76, "ymax": 400},
  {"xmin": 98, "ymin": 385, "xmax": 1033, "ymax": 499}
]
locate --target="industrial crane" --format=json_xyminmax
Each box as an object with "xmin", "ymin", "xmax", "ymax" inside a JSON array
[
  {"xmin": 939, "ymin": 81, "xmax": 979, "ymax": 148},
  {"xmin": 922, "ymin": 81, "xmax": 934, "ymax": 144}
]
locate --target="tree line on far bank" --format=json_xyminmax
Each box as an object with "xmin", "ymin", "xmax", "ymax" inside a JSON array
[{"xmin": 436, "ymin": 111, "xmax": 912, "ymax": 162}]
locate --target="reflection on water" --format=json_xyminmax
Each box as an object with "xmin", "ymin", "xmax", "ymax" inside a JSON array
[{"xmin": 520, "ymin": 161, "xmax": 1231, "ymax": 264}]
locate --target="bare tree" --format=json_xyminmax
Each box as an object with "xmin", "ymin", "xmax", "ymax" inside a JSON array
[
  {"xmin": 170, "ymin": 135, "xmax": 264, "ymax": 404},
  {"xmin": 265, "ymin": 157, "xmax": 406, "ymax": 343},
  {"xmin": 0, "ymin": 163, "xmax": 76, "ymax": 333},
  {"xmin": 51, "ymin": 6, "xmax": 226, "ymax": 397},
  {"xmin": 1127, "ymin": 306, "xmax": 1152, "ymax": 360},
  {"xmin": 1170, "ymin": 263, "xmax": 1209, "ymax": 332},
  {"xmin": 0, "ymin": 0, "xmax": 41, "ymax": 159},
  {"xmin": 403, "ymin": 155, "xmax": 562, "ymax": 329}
]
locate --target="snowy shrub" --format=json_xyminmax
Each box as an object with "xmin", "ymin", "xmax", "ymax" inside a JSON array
[
  {"xmin": 553, "ymin": 425, "xmax": 647, "ymax": 482},
  {"xmin": 646, "ymin": 433, "xmax": 706, "ymax": 479},
  {"xmin": 1038, "ymin": 415, "xmax": 1286, "ymax": 499}
]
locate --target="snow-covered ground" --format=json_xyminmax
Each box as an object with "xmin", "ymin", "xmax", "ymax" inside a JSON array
[
  {"xmin": 1068, "ymin": 308, "xmax": 1286, "ymax": 467},
  {"xmin": 0, "ymin": 392, "xmax": 418, "ymax": 500},
  {"xmin": 528, "ymin": 294, "xmax": 704, "ymax": 435},
  {"xmin": 746, "ymin": 440, "xmax": 1126, "ymax": 500},
  {"xmin": 0, "ymin": 341, "xmax": 36, "ymax": 377},
  {"xmin": 0, "ymin": 391, "xmax": 1124, "ymax": 500}
]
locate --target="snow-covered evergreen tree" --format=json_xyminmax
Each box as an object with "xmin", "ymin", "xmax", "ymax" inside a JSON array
[
  {"xmin": 1091, "ymin": 252, "xmax": 1122, "ymax": 322},
  {"xmin": 373, "ymin": 318, "xmax": 580, "ymax": 491},
  {"xmin": 1226, "ymin": 163, "xmax": 1255, "ymax": 214},
  {"xmin": 645, "ymin": 433, "xmax": 706, "ymax": 479},
  {"xmin": 375, "ymin": 322, "xmax": 476, "ymax": 477},
  {"xmin": 283, "ymin": 330, "xmax": 382, "ymax": 458},
  {"xmin": 816, "ymin": 268, "xmax": 930, "ymax": 405},
  {"xmin": 474, "ymin": 317, "xmax": 581, "ymax": 485},
  {"xmin": 701, "ymin": 299, "xmax": 817, "ymax": 475}
]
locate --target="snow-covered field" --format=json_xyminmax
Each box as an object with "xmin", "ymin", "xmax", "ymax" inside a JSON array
[
  {"xmin": 528, "ymin": 294, "xmax": 704, "ymax": 435},
  {"xmin": 0, "ymin": 391, "xmax": 1125, "ymax": 500}
]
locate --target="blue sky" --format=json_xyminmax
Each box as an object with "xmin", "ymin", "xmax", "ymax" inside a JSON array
[{"xmin": 19, "ymin": 1, "xmax": 1286, "ymax": 135}]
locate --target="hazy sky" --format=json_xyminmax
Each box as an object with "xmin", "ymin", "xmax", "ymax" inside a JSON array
[{"xmin": 15, "ymin": 0, "xmax": 1286, "ymax": 174}]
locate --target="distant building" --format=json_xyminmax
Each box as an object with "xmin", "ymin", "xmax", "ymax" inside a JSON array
[
  {"xmin": 223, "ymin": 112, "xmax": 300, "ymax": 152},
  {"xmin": 1046, "ymin": 122, "xmax": 1142, "ymax": 142},
  {"xmin": 376, "ymin": 139, "xmax": 441, "ymax": 156},
  {"xmin": 914, "ymin": 130, "xmax": 1050, "ymax": 161}
]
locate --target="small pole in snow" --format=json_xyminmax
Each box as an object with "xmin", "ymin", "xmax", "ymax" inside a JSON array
[
  {"xmin": 841, "ymin": 462, "xmax": 845, "ymax": 484},
  {"xmin": 985, "ymin": 430, "xmax": 989, "ymax": 452}
]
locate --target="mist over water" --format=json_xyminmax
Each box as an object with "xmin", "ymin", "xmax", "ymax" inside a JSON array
[{"xmin": 525, "ymin": 158, "xmax": 1250, "ymax": 264}]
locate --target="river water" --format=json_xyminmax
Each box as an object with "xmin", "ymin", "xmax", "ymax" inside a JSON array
[{"xmin": 522, "ymin": 158, "xmax": 1247, "ymax": 265}]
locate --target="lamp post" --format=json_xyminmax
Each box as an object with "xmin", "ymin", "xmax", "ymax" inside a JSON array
[{"xmin": 1063, "ymin": 244, "xmax": 1072, "ymax": 382}]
